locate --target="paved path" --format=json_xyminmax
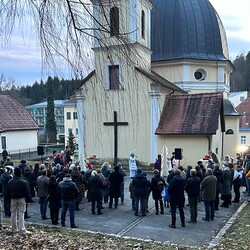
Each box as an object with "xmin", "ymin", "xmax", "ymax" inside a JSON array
[{"xmin": 19, "ymin": 173, "xmax": 249, "ymax": 248}]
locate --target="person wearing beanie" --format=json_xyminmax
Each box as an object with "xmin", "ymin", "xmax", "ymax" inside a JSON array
[
  {"xmin": 7, "ymin": 167, "xmax": 31, "ymax": 234},
  {"xmin": 58, "ymin": 173, "xmax": 80, "ymax": 228},
  {"xmin": 132, "ymin": 168, "xmax": 148, "ymax": 217}
]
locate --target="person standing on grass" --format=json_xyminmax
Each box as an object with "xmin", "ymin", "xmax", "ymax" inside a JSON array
[{"xmin": 7, "ymin": 167, "xmax": 31, "ymax": 234}]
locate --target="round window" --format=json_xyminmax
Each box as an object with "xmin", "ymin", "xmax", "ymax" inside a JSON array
[{"xmin": 194, "ymin": 68, "xmax": 207, "ymax": 81}]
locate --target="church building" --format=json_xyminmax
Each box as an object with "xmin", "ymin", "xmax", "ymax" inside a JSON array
[{"xmin": 75, "ymin": 0, "xmax": 240, "ymax": 168}]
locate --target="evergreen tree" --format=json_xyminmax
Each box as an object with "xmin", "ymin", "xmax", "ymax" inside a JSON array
[
  {"xmin": 45, "ymin": 76, "xmax": 57, "ymax": 143},
  {"xmin": 67, "ymin": 130, "xmax": 77, "ymax": 154}
]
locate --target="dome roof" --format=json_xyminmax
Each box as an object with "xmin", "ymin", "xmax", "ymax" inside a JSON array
[{"xmin": 151, "ymin": 0, "xmax": 229, "ymax": 62}]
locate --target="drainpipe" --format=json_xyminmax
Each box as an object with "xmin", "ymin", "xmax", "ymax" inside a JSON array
[
  {"xmin": 221, "ymin": 132, "xmax": 224, "ymax": 159},
  {"xmin": 207, "ymin": 135, "xmax": 211, "ymax": 152}
]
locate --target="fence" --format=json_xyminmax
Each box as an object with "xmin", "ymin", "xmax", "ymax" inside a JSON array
[{"xmin": 5, "ymin": 144, "xmax": 65, "ymax": 161}]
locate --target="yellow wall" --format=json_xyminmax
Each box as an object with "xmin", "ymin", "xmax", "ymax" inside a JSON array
[
  {"xmin": 223, "ymin": 116, "xmax": 240, "ymax": 158},
  {"xmin": 64, "ymin": 105, "xmax": 78, "ymax": 145},
  {"xmin": 157, "ymin": 135, "xmax": 209, "ymax": 167}
]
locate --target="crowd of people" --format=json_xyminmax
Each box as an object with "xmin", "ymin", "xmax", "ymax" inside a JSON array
[{"xmin": 0, "ymin": 148, "xmax": 249, "ymax": 234}]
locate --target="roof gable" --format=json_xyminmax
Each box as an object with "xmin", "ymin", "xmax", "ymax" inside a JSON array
[
  {"xmin": 135, "ymin": 66, "xmax": 187, "ymax": 94},
  {"xmin": 156, "ymin": 92, "xmax": 225, "ymax": 135},
  {"xmin": 0, "ymin": 95, "xmax": 39, "ymax": 133}
]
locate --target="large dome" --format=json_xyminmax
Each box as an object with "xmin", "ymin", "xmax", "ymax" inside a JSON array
[{"xmin": 151, "ymin": 0, "xmax": 229, "ymax": 62}]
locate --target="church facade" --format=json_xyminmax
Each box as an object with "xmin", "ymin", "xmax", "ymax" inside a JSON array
[{"xmin": 76, "ymin": 0, "xmax": 240, "ymax": 168}]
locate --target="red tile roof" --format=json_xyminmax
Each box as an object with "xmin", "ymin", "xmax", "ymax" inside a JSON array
[
  {"xmin": 236, "ymin": 97, "xmax": 250, "ymax": 127},
  {"xmin": 156, "ymin": 92, "xmax": 225, "ymax": 135},
  {"xmin": 0, "ymin": 95, "xmax": 39, "ymax": 132}
]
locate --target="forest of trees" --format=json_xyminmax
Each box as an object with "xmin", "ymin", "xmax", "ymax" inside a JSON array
[
  {"xmin": 0, "ymin": 51, "xmax": 250, "ymax": 106},
  {"xmin": 230, "ymin": 51, "xmax": 250, "ymax": 92},
  {"xmin": 0, "ymin": 75, "xmax": 81, "ymax": 106}
]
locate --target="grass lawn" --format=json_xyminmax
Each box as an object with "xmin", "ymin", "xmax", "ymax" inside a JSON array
[{"xmin": 0, "ymin": 203, "xmax": 249, "ymax": 250}]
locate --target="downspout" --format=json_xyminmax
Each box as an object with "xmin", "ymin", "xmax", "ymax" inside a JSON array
[
  {"xmin": 207, "ymin": 135, "xmax": 211, "ymax": 152},
  {"xmin": 221, "ymin": 132, "xmax": 224, "ymax": 159},
  {"xmin": 169, "ymin": 90, "xmax": 175, "ymax": 95}
]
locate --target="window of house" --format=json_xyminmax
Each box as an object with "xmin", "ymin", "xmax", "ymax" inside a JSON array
[
  {"xmin": 141, "ymin": 10, "xmax": 145, "ymax": 39},
  {"xmin": 194, "ymin": 68, "xmax": 207, "ymax": 81},
  {"xmin": 225, "ymin": 129, "xmax": 234, "ymax": 135},
  {"xmin": 110, "ymin": 6, "xmax": 119, "ymax": 36},
  {"xmin": 240, "ymin": 96, "xmax": 245, "ymax": 102},
  {"xmin": 66, "ymin": 112, "xmax": 71, "ymax": 120},
  {"xmin": 109, "ymin": 65, "xmax": 120, "ymax": 90},
  {"xmin": 68, "ymin": 128, "xmax": 73, "ymax": 136},
  {"xmin": 73, "ymin": 112, "xmax": 78, "ymax": 119},
  {"xmin": 241, "ymin": 136, "xmax": 247, "ymax": 144},
  {"xmin": 1, "ymin": 136, "xmax": 6, "ymax": 149},
  {"xmin": 76, "ymin": 128, "xmax": 78, "ymax": 135}
]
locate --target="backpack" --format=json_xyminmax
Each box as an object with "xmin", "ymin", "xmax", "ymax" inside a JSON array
[{"xmin": 156, "ymin": 180, "xmax": 164, "ymax": 192}]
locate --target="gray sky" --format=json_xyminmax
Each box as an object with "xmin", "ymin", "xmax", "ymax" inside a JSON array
[{"xmin": 1, "ymin": 0, "xmax": 250, "ymax": 86}]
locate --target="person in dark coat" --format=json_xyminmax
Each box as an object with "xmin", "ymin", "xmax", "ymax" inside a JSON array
[
  {"xmin": 200, "ymin": 168, "xmax": 217, "ymax": 221},
  {"xmin": 108, "ymin": 165, "xmax": 123, "ymax": 209},
  {"xmin": 23, "ymin": 166, "xmax": 36, "ymax": 200},
  {"xmin": 151, "ymin": 169, "xmax": 165, "ymax": 215},
  {"xmin": 47, "ymin": 175, "xmax": 61, "ymax": 225},
  {"xmin": 184, "ymin": 169, "xmax": 200, "ymax": 223},
  {"xmin": 7, "ymin": 167, "xmax": 31, "ymax": 234},
  {"xmin": 58, "ymin": 173, "xmax": 79, "ymax": 228},
  {"xmin": 213, "ymin": 164, "xmax": 224, "ymax": 210},
  {"xmin": 54, "ymin": 154, "xmax": 64, "ymax": 166},
  {"xmin": 70, "ymin": 165, "xmax": 84, "ymax": 211},
  {"xmin": 18, "ymin": 160, "xmax": 27, "ymax": 174},
  {"xmin": 168, "ymin": 169, "xmax": 185, "ymax": 228},
  {"xmin": 232, "ymin": 164, "xmax": 244, "ymax": 203},
  {"xmin": 101, "ymin": 162, "xmax": 111, "ymax": 203},
  {"xmin": 132, "ymin": 168, "xmax": 148, "ymax": 217},
  {"xmin": 154, "ymin": 154, "xmax": 162, "ymax": 174},
  {"xmin": 220, "ymin": 167, "xmax": 232, "ymax": 208},
  {"xmin": 88, "ymin": 170, "xmax": 103, "ymax": 215},
  {"xmin": 1, "ymin": 165, "xmax": 14, "ymax": 217}
]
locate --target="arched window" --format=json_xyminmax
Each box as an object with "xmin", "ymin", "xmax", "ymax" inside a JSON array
[
  {"xmin": 110, "ymin": 7, "xmax": 119, "ymax": 36},
  {"xmin": 141, "ymin": 10, "xmax": 145, "ymax": 39},
  {"xmin": 225, "ymin": 129, "xmax": 234, "ymax": 135}
]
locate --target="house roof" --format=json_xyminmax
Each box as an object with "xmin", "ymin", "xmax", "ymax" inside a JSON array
[
  {"xmin": 26, "ymin": 100, "xmax": 66, "ymax": 109},
  {"xmin": 156, "ymin": 92, "xmax": 225, "ymax": 135},
  {"xmin": 151, "ymin": 0, "xmax": 229, "ymax": 62},
  {"xmin": 0, "ymin": 95, "xmax": 39, "ymax": 133},
  {"xmin": 135, "ymin": 66, "xmax": 187, "ymax": 94},
  {"xmin": 236, "ymin": 97, "xmax": 250, "ymax": 128},
  {"xmin": 236, "ymin": 97, "xmax": 250, "ymax": 115},
  {"xmin": 223, "ymin": 99, "xmax": 240, "ymax": 116}
]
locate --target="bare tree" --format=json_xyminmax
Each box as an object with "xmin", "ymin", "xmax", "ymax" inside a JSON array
[{"xmin": 0, "ymin": 0, "xmax": 142, "ymax": 79}]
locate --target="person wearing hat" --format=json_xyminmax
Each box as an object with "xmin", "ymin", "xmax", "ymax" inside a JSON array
[
  {"xmin": 128, "ymin": 152, "xmax": 137, "ymax": 178},
  {"xmin": 7, "ymin": 167, "xmax": 31, "ymax": 234},
  {"xmin": 58, "ymin": 173, "xmax": 79, "ymax": 228},
  {"xmin": 1, "ymin": 165, "xmax": 14, "ymax": 217}
]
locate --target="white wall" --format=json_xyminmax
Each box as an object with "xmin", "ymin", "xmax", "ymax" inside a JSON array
[{"xmin": 1, "ymin": 130, "xmax": 38, "ymax": 152}]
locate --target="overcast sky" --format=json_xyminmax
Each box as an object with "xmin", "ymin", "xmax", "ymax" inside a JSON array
[{"xmin": 1, "ymin": 0, "xmax": 250, "ymax": 86}]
